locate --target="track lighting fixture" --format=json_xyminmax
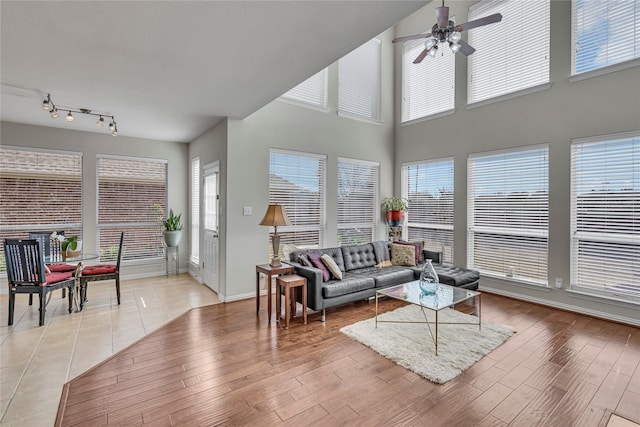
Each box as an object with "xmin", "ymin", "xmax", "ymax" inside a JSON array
[{"xmin": 40, "ymin": 93, "xmax": 118, "ymax": 136}]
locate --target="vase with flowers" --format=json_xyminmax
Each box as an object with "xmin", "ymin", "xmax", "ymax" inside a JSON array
[{"xmin": 51, "ymin": 232, "xmax": 82, "ymax": 260}]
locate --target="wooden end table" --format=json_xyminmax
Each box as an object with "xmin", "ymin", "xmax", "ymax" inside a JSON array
[
  {"xmin": 256, "ymin": 263, "xmax": 294, "ymax": 323},
  {"xmin": 276, "ymin": 274, "xmax": 307, "ymax": 329}
]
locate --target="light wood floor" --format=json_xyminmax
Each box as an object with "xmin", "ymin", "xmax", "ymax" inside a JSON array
[{"xmin": 54, "ymin": 288, "xmax": 640, "ymax": 426}]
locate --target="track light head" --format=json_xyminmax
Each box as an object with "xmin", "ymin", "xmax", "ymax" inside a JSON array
[
  {"xmin": 42, "ymin": 94, "xmax": 52, "ymax": 111},
  {"xmin": 50, "ymin": 108, "xmax": 59, "ymax": 119},
  {"xmin": 40, "ymin": 93, "xmax": 117, "ymax": 134},
  {"xmin": 97, "ymin": 116, "xmax": 104, "ymax": 127},
  {"xmin": 66, "ymin": 111, "xmax": 74, "ymax": 122},
  {"xmin": 109, "ymin": 121, "xmax": 116, "ymax": 131}
]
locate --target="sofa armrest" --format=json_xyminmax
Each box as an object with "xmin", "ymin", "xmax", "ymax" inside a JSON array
[
  {"xmin": 422, "ymin": 249, "xmax": 443, "ymax": 265},
  {"xmin": 292, "ymin": 264, "xmax": 324, "ymax": 311}
]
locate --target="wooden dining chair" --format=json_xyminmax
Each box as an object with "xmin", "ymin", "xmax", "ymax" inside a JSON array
[
  {"xmin": 28, "ymin": 231, "xmax": 78, "ymax": 299},
  {"xmin": 79, "ymin": 232, "xmax": 124, "ymax": 309},
  {"xmin": 4, "ymin": 239, "xmax": 78, "ymax": 326}
]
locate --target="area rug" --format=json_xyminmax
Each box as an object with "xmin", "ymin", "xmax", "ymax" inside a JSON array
[{"xmin": 340, "ymin": 305, "xmax": 513, "ymax": 384}]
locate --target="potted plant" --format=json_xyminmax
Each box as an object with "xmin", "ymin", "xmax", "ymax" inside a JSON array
[
  {"xmin": 162, "ymin": 209, "xmax": 183, "ymax": 247},
  {"xmin": 51, "ymin": 232, "xmax": 82, "ymax": 260},
  {"xmin": 382, "ymin": 197, "xmax": 409, "ymax": 226}
]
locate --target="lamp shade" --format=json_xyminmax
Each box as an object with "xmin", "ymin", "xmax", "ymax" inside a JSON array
[{"xmin": 259, "ymin": 204, "xmax": 292, "ymax": 227}]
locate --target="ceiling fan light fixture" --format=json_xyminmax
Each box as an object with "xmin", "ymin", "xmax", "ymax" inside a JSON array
[
  {"xmin": 425, "ymin": 38, "xmax": 436, "ymax": 50},
  {"xmin": 449, "ymin": 41, "xmax": 461, "ymax": 53},
  {"xmin": 428, "ymin": 44, "xmax": 439, "ymax": 57},
  {"xmin": 66, "ymin": 111, "xmax": 74, "ymax": 122},
  {"xmin": 449, "ymin": 31, "xmax": 462, "ymax": 43}
]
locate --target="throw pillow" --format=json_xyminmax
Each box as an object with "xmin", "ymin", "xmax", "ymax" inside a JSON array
[
  {"xmin": 298, "ymin": 254, "xmax": 313, "ymax": 267},
  {"xmin": 307, "ymin": 250, "xmax": 330, "ymax": 282},
  {"xmin": 375, "ymin": 260, "xmax": 393, "ymax": 268},
  {"xmin": 320, "ymin": 253, "xmax": 343, "ymax": 280},
  {"xmin": 391, "ymin": 243, "xmax": 416, "ymax": 267},
  {"xmin": 395, "ymin": 240, "xmax": 424, "ymax": 265}
]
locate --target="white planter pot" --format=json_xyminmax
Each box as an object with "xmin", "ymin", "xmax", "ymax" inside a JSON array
[{"xmin": 163, "ymin": 230, "xmax": 183, "ymax": 247}]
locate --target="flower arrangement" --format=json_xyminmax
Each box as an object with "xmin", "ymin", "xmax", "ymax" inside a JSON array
[{"xmin": 51, "ymin": 232, "xmax": 82, "ymax": 258}]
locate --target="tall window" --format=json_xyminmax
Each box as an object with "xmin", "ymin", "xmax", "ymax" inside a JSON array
[
  {"xmin": 337, "ymin": 158, "xmax": 379, "ymax": 245},
  {"xmin": 573, "ymin": 0, "xmax": 640, "ymax": 75},
  {"xmin": 190, "ymin": 157, "xmax": 200, "ymax": 265},
  {"xmin": 338, "ymin": 38, "xmax": 381, "ymax": 122},
  {"xmin": 97, "ymin": 155, "xmax": 167, "ymax": 263},
  {"xmin": 281, "ymin": 68, "xmax": 328, "ymax": 109},
  {"xmin": 468, "ymin": 0, "xmax": 550, "ymax": 104},
  {"xmin": 468, "ymin": 146, "xmax": 549, "ymax": 285},
  {"xmin": 0, "ymin": 147, "xmax": 82, "ymax": 270},
  {"xmin": 402, "ymin": 159, "xmax": 454, "ymax": 262},
  {"xmin": 401, "ymin": 32, "xmax": 455, "ymax": 122},
  {"xmin": 571, "ymin": 131, "xmax": 640, "ymax": 301},
  {"xmin": 268, "ymin": 149, "xmax": 326, "ymax": 255}
]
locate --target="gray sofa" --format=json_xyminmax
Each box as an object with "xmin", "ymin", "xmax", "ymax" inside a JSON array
[{"xmin": 289, "ymin": 241, "xmax": 479, "ymax": 321}]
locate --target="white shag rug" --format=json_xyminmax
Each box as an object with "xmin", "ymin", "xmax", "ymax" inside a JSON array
[{"xmin": 340, "ymin": 304, "xmax": 513, "ymax": 384}]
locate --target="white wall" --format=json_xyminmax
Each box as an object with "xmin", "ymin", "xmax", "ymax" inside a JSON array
[
  {"xmin": 0, "ymin": 121, "xmax": 189, "ymax": 279},
  {"xmin": 394, "ymin": 1, "xmax": 640, "ymax": 325}
]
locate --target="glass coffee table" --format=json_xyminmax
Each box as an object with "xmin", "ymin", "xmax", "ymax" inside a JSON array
[{"xmin": 375, "ymin": 280, "xmax": 481, "ymax": 356}]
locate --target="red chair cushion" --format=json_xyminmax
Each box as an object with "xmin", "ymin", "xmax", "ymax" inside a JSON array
[
  {"xmin": 45, "ymin": 272, "xmax": 73, "ymax": 285},
  {"xmin": 82, "ymin": 265, "xmax": 117, "ymax": 275},
  {"xmin": 48, "ymin": 263, "xmax": 78, "ymax": 273}
]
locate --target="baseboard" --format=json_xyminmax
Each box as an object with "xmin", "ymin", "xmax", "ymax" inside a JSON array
[{"xmin": 480, "ymin": 286, "xmax": 640, "ymax": 327}]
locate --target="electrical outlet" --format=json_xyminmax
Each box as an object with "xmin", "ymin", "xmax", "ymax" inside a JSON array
[
  {"xmin": 243, "ymin": 206, "xmax": 252, "ymax": 216},
  {"xmin": 555, "ymin": 277, "xmax": 563, "ymax": 288}
]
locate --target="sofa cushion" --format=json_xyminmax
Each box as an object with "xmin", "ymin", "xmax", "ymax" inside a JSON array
[
  {"xmin": 371, "ymin": 241, "xmax": 390, "ymax": 263},
  {"xmin": 298, "ymin": 254, "xmax": 313, "ymax": 267},
  {"xmin": 372, "ymin": 267, "xmax": 414, "ymax": 288},
  {"xmin": 342, "ymin": 243, "xmax": 377, "ymax": 271},
  {"xmin": 322, "ymin": 275, "xmax": 375, "ymax": 298},
  {"xmin": 437, "ymin": 264, "xmax": 480, "ymax": 289},
  {"xmin": 321, "ymin": 254, "xmax": 343, "ymax": 280},
  {"xmin": 307, "ymin": 250, "xmax": 330, "ymax": 282},
  {"xmin": 395, "ymin": 240, "xmax": 424, "ymax": 264},
  {"xmin": 391, "ymin": 243, "xmax": 416, "ymax": 266}
]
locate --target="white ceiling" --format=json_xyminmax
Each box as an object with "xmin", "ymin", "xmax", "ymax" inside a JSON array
[{"xmin": 1, "ymin": 1, "xmax": 427, "ymax": 142}]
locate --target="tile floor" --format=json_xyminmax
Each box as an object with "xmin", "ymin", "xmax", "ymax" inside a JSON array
[{"xmin": 0, "ymin": 273, "xmax": 220, "ymax": 426}]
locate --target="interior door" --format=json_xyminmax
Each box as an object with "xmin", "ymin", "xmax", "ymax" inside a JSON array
[{"xmin": 202, "ymin": 162, "xmax": 219, "ymax": 293}]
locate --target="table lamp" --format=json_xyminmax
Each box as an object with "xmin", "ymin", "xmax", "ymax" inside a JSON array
[{"xmin": 259, "ymin": 203, "xmax": 292, "ymax": 267}]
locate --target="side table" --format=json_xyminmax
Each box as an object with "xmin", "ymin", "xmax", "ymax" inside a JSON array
[
  {"xmin": 256, "ymin": 263, "xmax": 294, "ymax": 323},
  {"xmin": 166, "ymin": 246, "xmax": 179, "ymax": 276},
  {"xmin": 276, "ymin": 274, "xmax": 307, "ymax": 329}
]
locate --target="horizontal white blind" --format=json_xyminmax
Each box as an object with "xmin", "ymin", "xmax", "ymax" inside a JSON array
[
  {"xmin": 191, "ymin": 157, "xmax": 200, "ymax": 264},
  {"xmin": 570, "ymin": 133, "xmax": 640, "ymax": 300},
  {"xmin": 468, "ymin": 0, "xmax": 550, "ymax": 104},
  {"xmin": 402, "ymin": 34, "xmax": 455, "ymax": 122},
  {"xmin": 281, "ymin": 68, "xmax": 328, "ymax": 108},
  {"xmin": 269, "ymin": 149, "xmax": 326, "ymax": 256},
  {"xmin": 0, "ymin": 147, "xmax": 82, "ymax": 270},
  {"xmin": 339, "ymin": 38, "xmax": 381, "ymax": 121},
  {"xmin": 402, "ymin": 159, "xmax": 454, "ymax": 262},
  {"xmin": 97, "ymin": 156, "xmax": 167, "ymax": 263},
  {"xmin": 337, "ymin": 158, "xmax": 379, "ymax": 245},
  {"xmin": 573, "ymin": 0, "xmax": 640, "ymax": 74},
  {"xmin": 468, "ymin": 146, "xmax": 549, "ymax": 285}
]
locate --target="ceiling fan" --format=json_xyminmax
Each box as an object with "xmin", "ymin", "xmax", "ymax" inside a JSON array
[{"xmin": 392, "ymin": 0, "xmax": 502, "ymax": 64}]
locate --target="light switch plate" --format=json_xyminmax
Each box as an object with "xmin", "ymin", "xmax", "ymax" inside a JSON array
[{"xmin": 243, "ymin": 206, "xmax": 252, "ymax": 216}]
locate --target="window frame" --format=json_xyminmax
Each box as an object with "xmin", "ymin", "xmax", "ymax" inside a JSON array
[{"xmin": 338, "ymin": 38, "xmax": 382, "ymax": 123}]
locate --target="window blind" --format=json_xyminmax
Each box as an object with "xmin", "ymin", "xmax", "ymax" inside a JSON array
[
  {"xmin": 268, "ymin": 149, "xmax": 326, "ymax": 256},
  {"xmin": 0, "ymin": 147, "xmax": 82, "ymax": 270},
  {"xmin": 337, "ymin": 158, "xmax": 379, "ymax": 245},
  {"xmin": 401, "ymin": 32, "xmax": 455, "ymax": 122},
  {"xmin": 97, "ymin": 156, "xmax": 167, "ymax": 263},
  {"xmin": 190, "ymin": 157, "xmax": 200, "ymax": 264},
  {"xmin": 338, "ymin": 38, "xmax": 381, "ymax": 121},
  {"xmin": 402, "ymin": 159, "xmax": 454, "ymax": 262},
  {"xmin": 281, "ymin": 68, "xmax": 328, "ymax": 108},
  {"xmin": 570, "ymin": 132, "xmax": 640, "ymax": 300},
  {"xmin": 468, "ymin": 0, "xmax": 550, "ymax": 104},
  {"xmin": 573, "ymin": 0, "xmax": 640, "ymax": 74},
  {"xmin": 467, "ymin": 146, "xmax": 549, "ymax": 285}
]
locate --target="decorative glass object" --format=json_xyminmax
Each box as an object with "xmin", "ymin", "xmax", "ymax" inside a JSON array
[{"xmin": 419, "ymin": 259, "xmax": 439, "ymax": 295}]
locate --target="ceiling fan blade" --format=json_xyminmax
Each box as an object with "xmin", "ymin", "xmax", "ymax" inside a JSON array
[
  {"xmin": 435, "ymin": 6, "xmax": 449, "ymax": 28},
  {"xmin": 413, "ymin": 49, "xmax": 429, "ymax": 64},
  {"xmin": 458, "ymin": 40, "xmax": 476, "ymax": 56},
  {"xmin": 392, "ymin": 33, "xmax": 432, "ymax": 44},
  {"xmin": 455, "ymin": 13, "xmax": 502, "ymax": 32}
]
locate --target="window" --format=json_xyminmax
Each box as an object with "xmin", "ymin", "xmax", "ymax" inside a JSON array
[
  {"xmin": 268, "ymin": 149, "xmax": 326, "ymax": 255},
  {"xmin": 97, "ymin": 155, "xmax": 167, "ymax": 263},
  {"xmin": 337, "ymin": 158, "xmax": 379, "ymax": 245},
  {"xmin": 573, "ymin": 0, "xmax": 640, "ymax": 75},
  {"xmin": 570, "ymin": 131, "xmax": 640, "ymax": 301},
  {"xmin": 339, "ymin": 38, "xmax": 381, "ymax": 121},
  {"xmin": 468, "ymin": 146, "xmax": 549, "ymax": 285},
  {"xmin": 468, "ymin": 0, "xmax": 550, "ymax": 104},
  {"xmin": 401, "ymin": 31, "xmax": 455, "ymax": 122},
  {"xmin": 191, "ymin": 157, "xmax": 200, "ymax": 265},
  {"xmin": 281, "ymin": 68, "xmax": 328, "ymax": 109},
  {"xmin": 0, "ymin": 147, "xmax": 82, "ymax": 271},
  {"xmin": 402, "ymin": 159, "xmax": 454, "ymax": 262}
]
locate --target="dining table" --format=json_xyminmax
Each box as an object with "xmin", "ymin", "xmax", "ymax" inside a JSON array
[{"xmin": 45, "ymin": 253, "xmax": 98, "ymax": 312}]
